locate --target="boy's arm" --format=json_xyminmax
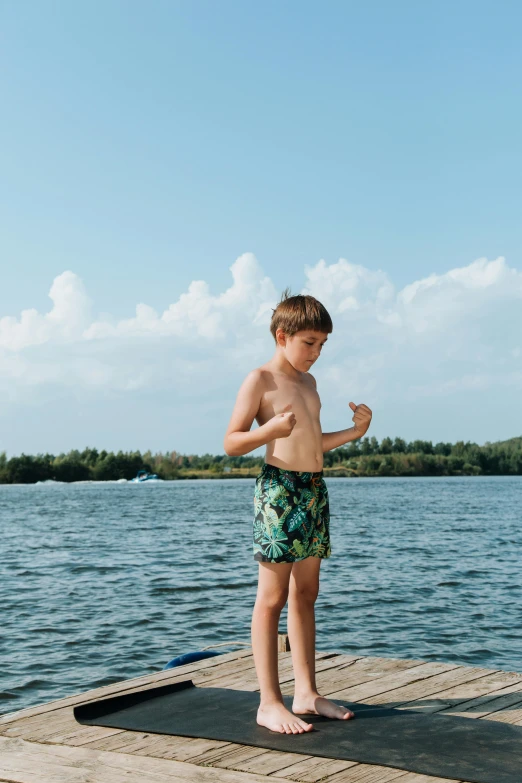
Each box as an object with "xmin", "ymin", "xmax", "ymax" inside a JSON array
[
  {"xmin": 308, "ymin": 373, "xmax": 370, "ymax": 452},
  {"xmin": 224, "ymin": 370, "xmax": 273, "ymax": 457},
  {"xmin": 322, "ymin": 426, "xmax": 361, "ymax": 452}
]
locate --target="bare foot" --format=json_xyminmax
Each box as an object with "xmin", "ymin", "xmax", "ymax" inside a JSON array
[
  {"xmin": 292, "ymin": 692, "xmax": 355, "ymax": 720},
  {"xmin": 257, "ymin": 702, "xmax": 314, "ymax": 734}
]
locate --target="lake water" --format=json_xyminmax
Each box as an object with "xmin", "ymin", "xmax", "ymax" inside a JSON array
[{"xmin": 1, "ymin": 476, "xmax": 521, "ymax": 715}]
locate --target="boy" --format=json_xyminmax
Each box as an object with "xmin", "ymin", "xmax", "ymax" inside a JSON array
[{"xmin": 223, "ymin": 289, "xmax": 372, "ymax": 735}]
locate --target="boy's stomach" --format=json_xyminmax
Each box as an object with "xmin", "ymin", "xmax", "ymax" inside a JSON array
[{"xmin": 265, "ymin": 424, "xmax": 323, "ymax": 472}]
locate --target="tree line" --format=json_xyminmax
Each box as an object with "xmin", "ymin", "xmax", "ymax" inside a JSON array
[{"xmin": 0, "ymin": 435, "xmax": 520, "ymax": 483}]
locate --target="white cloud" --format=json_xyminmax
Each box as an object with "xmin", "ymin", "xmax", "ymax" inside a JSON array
[
  {"xmin": 83, "ymin": 252, "xmax": 277, "ymax": 342},
  {"xmin": 0, "ymin": 254, "xmax": 520, "ymax": 411},
  {"xmin": 0, "ymin": 271, "xmax": 91, "ymax": 351}
]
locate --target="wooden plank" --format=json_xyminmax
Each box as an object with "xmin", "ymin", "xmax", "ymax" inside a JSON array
[
  {"xmin": 396, "ymin": 671, "xmax": 522, "ymax": 715},
  {"xmin": 78, "ymin": 732, "xmax": 221, "ymax": 757},
  {"xmin": 195, "ymin": 648, "xmax": 316, "ymax": 682},
  {"xmin": 0, "ymin": 735, "xmax": 304, "ymax": 783},
  {"xmin": 316, "ymin": 661, "xmax": 458, "ymax": 703},
  {"xmin": 206, "ymin": 746, "xmax": 305, "ymax": 774},
  {"xmin": 227, "ymin": 655, "xmax": 422, "ymax": 695},
  {"xmin": 2, "ymin": 705, "xmax": 234, "ymax": 758},
  {"xmin": 259, "ymin": 753, "xmax": 357, "ymax": 783},
  {"xmin": 83, "ymin": 731, "xmax": 232, "ymax": 759},
  {"xmin": 319, "ymin": 659, "xmax": 460, "ymax": 699},
  {"xmin": 395, "ymin": 777, "xmax": 464, "ymax": 783},
  {"xmin": 366, "ymin": 667, "xmax": 506, "ymax": 708},
  {"xmin": 1, "ymin": 708, "xmax": 124, "ymax": 746},
  {"xmin": 200, "ymin": 652, "xmax": 355, "ymax": 691},
  {"xmin": 297, "ymin": 657, "xmax": 431, "ymax": 698},
  {"xmin": 485, "ymin": 703, "xmax": 522, "ymax": 725},
  {"xmin": 140, "ymin": 738, "xmax": 310, "ymax": 776},
  {"xmin": 74, "ymin": 730, "xmax": 190, "ymax": 753},
  {"xmin": 334, "ymin": 664, "xmax": 493, "ymax": 705},
  {"xmin": 1, "ymin": 712, "xmax": 73, "ymax": 740},
  {"xmin": 153, "ymin": 741, "xmax": 269, "ymax": 766},
  {"xmin": 309, "ymin": 762, "xmax": 413, "ymax": 782},
  {"xmin": 448, "ymin": 690, "xmax": 522, "ymax": 720},
  {"xmin": 315, "ymin": 765, "xmax": 463, "ymax": 783}
]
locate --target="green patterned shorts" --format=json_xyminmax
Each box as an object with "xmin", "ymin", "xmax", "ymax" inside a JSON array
[{"xmin": 253, "ymin": 463, "xmax": 331, "ymax": 563}]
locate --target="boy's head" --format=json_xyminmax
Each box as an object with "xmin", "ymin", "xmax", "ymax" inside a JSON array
[{"xmin": 270, "ymin": 288, "xmax": 332, "ymax": 373}]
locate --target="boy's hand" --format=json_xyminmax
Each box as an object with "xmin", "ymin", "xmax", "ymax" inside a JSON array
[
  {"xmin": 266, "ymin": 403, "xmax": 297, "ymax": 439},
  {"xmin": 349, "ymin": 401, "xmax": 372, "ymax": 434}
]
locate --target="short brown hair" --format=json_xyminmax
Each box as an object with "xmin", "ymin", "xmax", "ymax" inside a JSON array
[{"xmin": 270, "ymin": 287, "xmax": 333, "ymax": 343}]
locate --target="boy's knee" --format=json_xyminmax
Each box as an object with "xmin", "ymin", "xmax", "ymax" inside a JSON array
[
  {"xmin": 290, "ymin": 584, "xmax": 319, "ymax": 603},
  {"xmin": 257, "ymin": 588, "xmax": 289, "ymax": 611}
]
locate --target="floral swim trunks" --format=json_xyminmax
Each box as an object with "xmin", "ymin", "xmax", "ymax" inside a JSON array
[{"xmin": 253, "ymin": 463, "xmax": 331, "ymax": 563}]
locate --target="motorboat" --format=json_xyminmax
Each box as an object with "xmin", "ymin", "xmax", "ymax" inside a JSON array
[{"xmin": 129, "ymin": 470, "xmax": 162, "ymax": 483}]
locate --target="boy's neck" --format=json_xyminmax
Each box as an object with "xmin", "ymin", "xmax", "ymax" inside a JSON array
[{"xmin": 269, "ymin": 351, "xmax": 305, "ymax": 380}]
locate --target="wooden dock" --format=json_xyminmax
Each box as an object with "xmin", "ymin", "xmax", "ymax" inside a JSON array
[{"xmin": 2, "ymin": 639, "xmax": 522, "ymax": 783}]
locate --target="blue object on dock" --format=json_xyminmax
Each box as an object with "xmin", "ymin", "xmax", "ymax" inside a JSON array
[{"xmin": 163, "ymin": 650, "xmax": 223, "ymax": 670}]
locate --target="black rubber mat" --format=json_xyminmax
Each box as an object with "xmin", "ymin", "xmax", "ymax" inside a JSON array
[{"xmin": 74, "ymin": 679, "xmax": 522, "ymax": 783}]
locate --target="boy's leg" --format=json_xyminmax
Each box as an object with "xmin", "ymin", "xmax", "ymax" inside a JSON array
[
  {"xmin": 287, "ymin": 555, "xmax": 321, "ymax": 695},
  {"xmin": 251, "ymin": 561, "xmax": 292, "ymax": 703},
  {"xmin": 289, "ymin": 556, "xmax": 355, "ymax": 720},
  {"xmin": 251, "ymin": 561, "xmax": 314, "ymax": 733}
]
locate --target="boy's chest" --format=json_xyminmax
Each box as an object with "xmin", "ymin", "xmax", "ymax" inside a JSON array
[{"xmin": 259, "ymin": 376, "xmax": 321, "ymax": 421}]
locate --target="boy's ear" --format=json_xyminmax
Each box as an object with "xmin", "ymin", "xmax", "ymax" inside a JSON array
[{"xmin": 275, "ymin": 328, "xmax": 287, "ymax": 346}]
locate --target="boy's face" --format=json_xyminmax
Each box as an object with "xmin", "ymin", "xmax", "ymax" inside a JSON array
[{"xmin": 278, "ymin": 329, "xmax": 329, "ymax": 372}]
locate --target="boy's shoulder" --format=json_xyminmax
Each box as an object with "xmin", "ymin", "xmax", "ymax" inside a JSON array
[
  {"xmin": 244, "ymin": 363, "xmax": 272, "ymax": 383},
  {"xmin": 238, "ymin": 366, "xmax": 268, "ymax": 396}
]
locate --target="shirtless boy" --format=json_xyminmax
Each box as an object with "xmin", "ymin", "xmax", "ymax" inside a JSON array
[{"xmin": 224, "ymin": 290, "xmax": 372, "ymax": 735}]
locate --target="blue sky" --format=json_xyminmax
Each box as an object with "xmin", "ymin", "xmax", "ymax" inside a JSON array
[{"xmin": 1, "ymin": 0, "xmax": 521, "ymax": 456}]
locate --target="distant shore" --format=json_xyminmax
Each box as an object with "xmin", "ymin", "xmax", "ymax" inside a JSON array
[
  {"xmin": 1, "ymin": 435, "xmax": 521, "ymax": 483},
  {"xmin": 90, "ymin": 464, "xmax": 509, "ymax": 479}
]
